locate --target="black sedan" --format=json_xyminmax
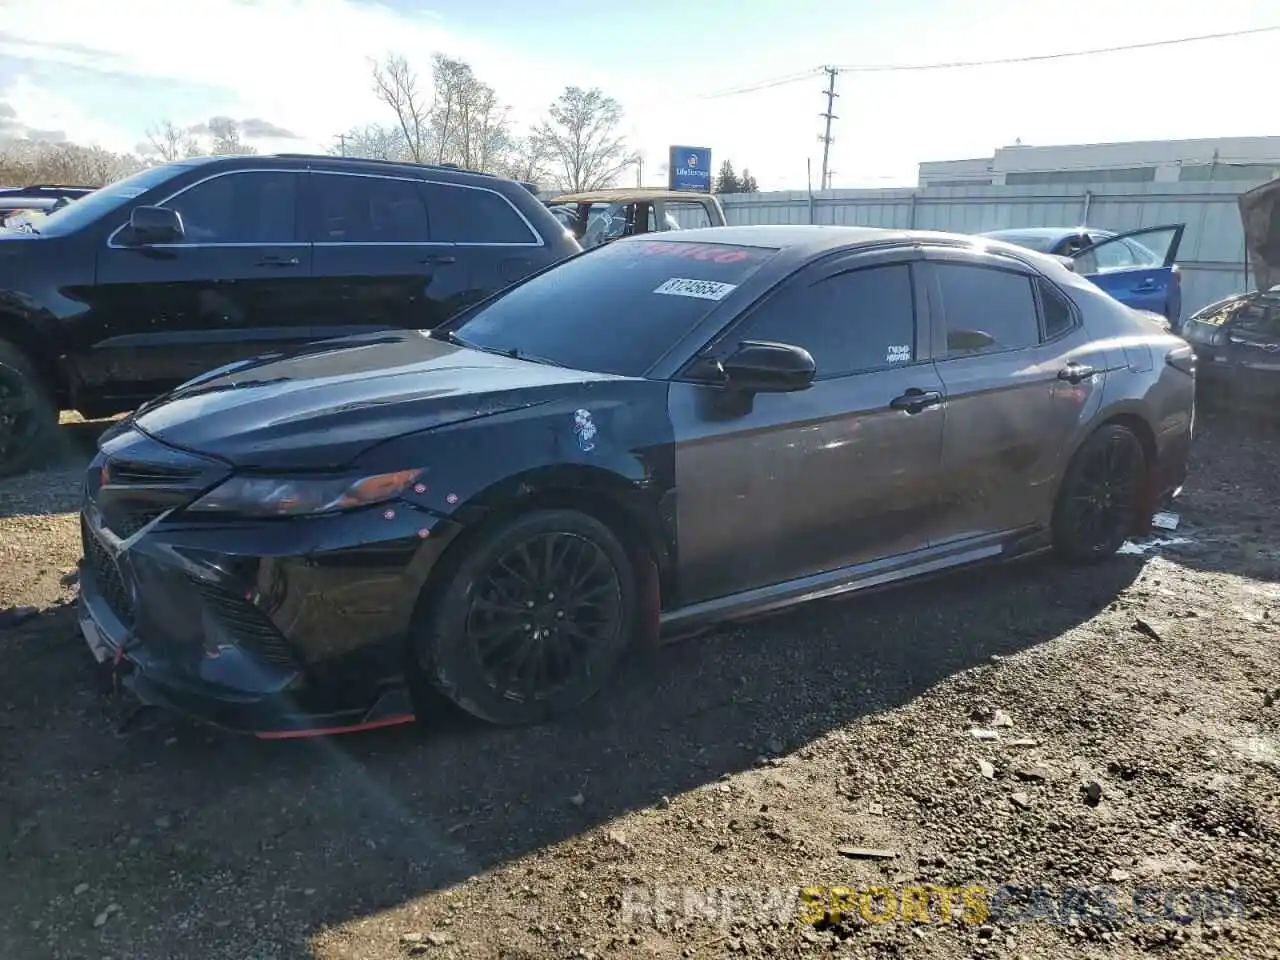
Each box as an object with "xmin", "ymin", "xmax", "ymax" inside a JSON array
[
  {"xmin": 1181, "ymin": 178, "xmax": 1280, "ymax": 409},
  {"xmin": 78, "ymin": 225, "xmax": 1195, "ymax": 736}
]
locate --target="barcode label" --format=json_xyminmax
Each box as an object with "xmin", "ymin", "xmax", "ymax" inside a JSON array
[{"xmin": 653, "ymin": 277, "xmax": 738, "ymax": 301}]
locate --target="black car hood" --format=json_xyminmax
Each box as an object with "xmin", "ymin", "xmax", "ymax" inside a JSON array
[
  {"xmin": 131, "ymin": 331, "xmax": 624, "ymax": 469},
  {"xmin": 1239, "ymin": 179, "xmax": 1280, "ymax": 292}
]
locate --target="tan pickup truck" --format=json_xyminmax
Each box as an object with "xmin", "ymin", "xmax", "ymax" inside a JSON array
[{"xmin": 546, "ymin": 189, "xmax": 727, "ymax": 249}]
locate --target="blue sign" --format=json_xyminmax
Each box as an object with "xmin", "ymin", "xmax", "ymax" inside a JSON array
[{"xmin": 668, "ymin": 146, "xmax": 712, "ymax": 193}]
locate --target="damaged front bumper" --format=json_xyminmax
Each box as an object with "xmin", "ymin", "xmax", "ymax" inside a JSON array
[{"xmin": 78, "ymin": 464, "xmax": 461, "ymax": 739}]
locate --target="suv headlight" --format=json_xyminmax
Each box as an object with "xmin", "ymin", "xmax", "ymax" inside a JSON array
[{"xmin": 189, "ymin": 469, "xmax": 422, "ymax": 517}]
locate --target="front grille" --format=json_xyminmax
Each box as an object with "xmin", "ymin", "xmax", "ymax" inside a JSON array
[
  {"xmin": 195, "ymin": 580, "xmax": 298, "ymax": 668},
  {"xmin": 82, "ymin": 521, "xmax": 134, "ymax": 627},
  {"xmin": 106, "ymin": 459, "xmax": 203, "ymax": 486},
  {"xmin": 107, "ymin": 507, "xmax": 167, "ymax": 539}
]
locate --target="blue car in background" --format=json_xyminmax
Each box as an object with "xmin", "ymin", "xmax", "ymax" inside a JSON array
[{"xmin": 981, "ymin": 225, "xmax": 1186, "ymax": 327}]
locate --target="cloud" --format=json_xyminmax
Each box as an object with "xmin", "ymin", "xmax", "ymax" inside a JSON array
[
  {"xmin": 239, "ymin": 117, "xmax": 301, "ymax": 140},
  {"xmin": 0, "ymin": 95, "xmax": 69, "ymax": 146}
]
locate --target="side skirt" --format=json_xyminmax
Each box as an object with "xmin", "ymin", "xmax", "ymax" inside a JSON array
[{"xmin": 658, "ymin": 526, "xmax": 1048, "ymax": 637}]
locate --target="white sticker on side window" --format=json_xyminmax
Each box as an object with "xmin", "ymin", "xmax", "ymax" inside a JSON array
[
  {"xmin": 886, "ymin": 344, "xmax": 911, "ymax": 363},
  {"xmin": 653, "ymin": 277, "xmax": 738, "ymax": 301}
]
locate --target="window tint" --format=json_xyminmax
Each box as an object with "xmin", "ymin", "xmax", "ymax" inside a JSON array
[
  {"xmin": 733, "ymin": 264, "xmax": 917, "ymax": 377},
  {"xmin": 421, "ymin": 183, "xmax": 538, "ymax": 244},
  {"xmin": 314, "ymin": 175, "xmax": 430, "ymax": 243},
  {"xmin": 449, "ymin": 239, "xmax": 778, "ymax": 376},
  {"xmin": 935, "ymin": 263, "xmax": 1039, "ymax": 357},
  {"xmin": 1038, "ymin": 278, "xmax": 1075, "ymax": 339},
  {"xmin": 163, "ymin": 172, "xmax": 296, "ymax": 244}
]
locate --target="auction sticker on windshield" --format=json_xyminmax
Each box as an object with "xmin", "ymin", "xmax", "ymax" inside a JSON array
[{"xmin": 653, "ymin": 277, "xmax": 738, "ymax": 301}]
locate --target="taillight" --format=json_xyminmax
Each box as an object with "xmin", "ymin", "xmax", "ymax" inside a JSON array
[{"xmin": 1166, "ymin": 344, "xmax": 1195, "ymax": 376}]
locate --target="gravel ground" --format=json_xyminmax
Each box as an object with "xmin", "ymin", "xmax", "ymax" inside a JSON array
[{"xmin": 1, "ymin": 410, "xmax": 1278, "ymax": 960}]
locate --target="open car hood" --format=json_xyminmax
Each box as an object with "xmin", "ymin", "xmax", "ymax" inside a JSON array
[{"xmin": 1238, "ymin": 178, "xmax": 1280, "ymax": 292}]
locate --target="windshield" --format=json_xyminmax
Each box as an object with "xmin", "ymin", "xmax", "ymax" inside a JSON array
[
  {"xmin": 33, "ymin": 162, "xmax": 199, "ymax": 236},
  {"xmin": 447, "ymin": 239, "xmax": 779, "ymax": 376},
  {"xmin": 982, "ymin": 230, "xmax": 1059, "ymax": 253}
]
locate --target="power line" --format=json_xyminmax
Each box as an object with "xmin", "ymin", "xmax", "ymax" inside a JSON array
[
  {"xmin": 832, "ymin": 24, "xmax": 1280, "ymax": 73},
  {"xmin": 626, "ymin": 24, "xmax": 1279, "ymax": 111}
]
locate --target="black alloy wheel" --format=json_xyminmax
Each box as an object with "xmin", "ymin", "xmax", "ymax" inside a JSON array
[
  {"xmin": 1052, "ymin": 424, "xmax": 1147, "ymax": 564},
  {"xmin": 417, "ymin": 509, "xmax": 636, "ymax": 725},
  {"xmin": 0, "ymin": 341, "xmax": 58, "ymax": 478}
]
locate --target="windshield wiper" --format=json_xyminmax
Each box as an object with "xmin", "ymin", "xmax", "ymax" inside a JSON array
[{"xmin": 505, "ymin": 349, "xmax": 570, "ymax": 368}]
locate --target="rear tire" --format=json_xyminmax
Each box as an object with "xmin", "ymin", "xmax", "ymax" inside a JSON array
[
  {"xmin": 413, "ymin": 509, "xmax": 636, "ymax": 726},
  {"xmin": 1051, "ymin": 424, "xmax": 1147, "ymax": 564},
  {"xmin": 0, "ymin": 339, "xmax": 58, "ymax": 478}
]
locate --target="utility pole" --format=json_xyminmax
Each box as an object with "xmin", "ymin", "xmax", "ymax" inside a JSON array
[
  {"xmin": 334, "ymin": 133, "xmax": 347, "ymax": 157},
  {"xmin": 818, "ymin": 66, "xmax": 839, "ymax": 191}
]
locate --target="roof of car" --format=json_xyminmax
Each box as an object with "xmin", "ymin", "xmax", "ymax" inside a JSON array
[
  {"xmin": 632, "ymin": 223, "xmax": 917, "ymax": 252},
  {"xmin": 550, "ymin": 188, "xmax": 719, "ymax": 204},
  {"xmin": 982, "ymin": 226, "xmax": 1113, "ymax": 240}
]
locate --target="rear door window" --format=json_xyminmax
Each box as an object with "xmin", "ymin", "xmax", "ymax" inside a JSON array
[
  {"xmin": 311, "ymin": 174, "xmax": 431, "ymax": 243},
  {"xmin": 934, "ymin": 263, "xmax": 1040, "ymax": 357}
]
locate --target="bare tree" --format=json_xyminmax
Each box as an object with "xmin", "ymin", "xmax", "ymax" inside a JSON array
[
  {"xmin": 143, "ymin": 120, "xmax": 200, "ymax": 161},
  {"xmin": 534, "ymin": 87, "xmax": 637, "ymax": 193},
  {"xmin": 0, "ymin": 140, "xmax": 144, "ymax": 187},
  {"xmin": 332, "ymin": 124, "xmax": 409, "ymax": 161},
  {"xmin": 372, "ymin": 54, "xmax": 432, "ymax": 163},
  {"xmin": 495, "ymin": 135, "xmax": 549, "ymax": 184},
  {"xmin": 206, "ymin": 117, "xmax": 257, "ymax": 156}
]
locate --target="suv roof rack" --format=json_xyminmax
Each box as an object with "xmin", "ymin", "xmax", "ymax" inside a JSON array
[
  {"xmin": 0, "ymin": 184, "xmax": 96, "ymax": 196},
  {"xmin": 268, "ymin": 153, "xmax": 501, "ymax": 179}
]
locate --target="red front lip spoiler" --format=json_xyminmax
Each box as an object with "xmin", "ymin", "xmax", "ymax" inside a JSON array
[{"xmin": 253, "ymin": 714, "xmax": 416, "ymax": 740}]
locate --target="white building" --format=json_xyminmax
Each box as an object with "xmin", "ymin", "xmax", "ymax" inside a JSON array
[{"xmin": 918, "ymin": 136, "xmax": 1280, "ymax": 188}]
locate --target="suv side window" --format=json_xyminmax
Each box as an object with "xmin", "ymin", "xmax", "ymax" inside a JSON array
[
  {"xmin": 664, "ymin": 201, "xmax": 713, "ymax": 229},
  {"xmin": 313, "ymin": 174, "xmax": 431, "ymax": 243},
  {"xmin": 934, "ymin": 263, "xmax": 1039, "ymax": 357},
  {"xmin": 420, "ymin": 183, "xmax": 538, "ymax": 244},
  {"xmin": 731, "ymin": 263, "xmax": 917, "ymax": 378},
  {"xmin": 162, "ymin": 171, "xmax": 296, "ymax": 244}
]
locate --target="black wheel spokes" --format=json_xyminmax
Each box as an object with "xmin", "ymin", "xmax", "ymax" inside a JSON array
[
  {"xmin": 1070, "ymin": 438, "xmax": 1140, "ymax": 550},
  {"xmin": 467, "ymin": 532, "xmax": 622, "ymax": 702}
]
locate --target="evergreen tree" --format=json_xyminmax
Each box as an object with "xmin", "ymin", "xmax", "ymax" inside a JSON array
[{"xmin": 714, "ymin": 159, "xmax": 740, "ymax": 194}]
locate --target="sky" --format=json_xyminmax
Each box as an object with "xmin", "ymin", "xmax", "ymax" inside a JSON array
[{"xmin": 1, "ymin": 0, "xmax": 1278, "ymax": 190}]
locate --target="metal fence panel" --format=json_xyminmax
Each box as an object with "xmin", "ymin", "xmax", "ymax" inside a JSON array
[{"xmin": 712, "ymin": 180, "xmax": 1269, "ymax": 315}]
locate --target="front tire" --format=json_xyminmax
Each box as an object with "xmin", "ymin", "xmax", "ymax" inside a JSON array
[
  {"xmin": 0, "ymin": 339, "xmax": 58, "ymax": 478},
  {"xmin": 414, "ymin": 509, "xmax": 636, "ymax": 726},
  {"xmin": 1051, "ymin": 424, "xmax": 1148, "ymax": 564}
]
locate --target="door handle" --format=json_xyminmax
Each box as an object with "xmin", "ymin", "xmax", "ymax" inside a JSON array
[
  {"xmin": 256, "ymin": 256, "xmax": 300, "ymax": 267},
  {"xmin": 889, "ymin": 388, "xmax": 943, "ymax": 413},
  {"xmin": 417, "ymin": 254, "xmax": 457, "ymax": 265},
  {"xmin": 1135, "ymin": 278, "xmax": 1157, "ymax": 290},
  {"xmin": 1058, "ymin": 363, "xmax": 1096, "ymax": 384}
]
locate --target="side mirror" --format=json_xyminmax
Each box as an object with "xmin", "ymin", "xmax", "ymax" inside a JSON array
[
  {"xmin": 721, "ymin": 340, "xmax": 816, "ymax": 393},
  {"xmin": 127, "ymin": 206, "xmax": 183, "ymax": 245}
]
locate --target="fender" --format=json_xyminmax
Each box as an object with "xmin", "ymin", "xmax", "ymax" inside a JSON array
[
  {"xmin": 0, "ymin": 299, "xmax": 71, "ymax": 403},
  {"xmin": 361, "ymin": 379, "xmax": 679, "ymax": 600}
]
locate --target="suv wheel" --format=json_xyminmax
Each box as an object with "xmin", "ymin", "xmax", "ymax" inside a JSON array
[
  {"xmin": 0, "ymin": 339, "xmax": 58, "ymax": 478},
  {"xmin": 414, "ymin": 509, "xmax": 637, "ymax": 726}
]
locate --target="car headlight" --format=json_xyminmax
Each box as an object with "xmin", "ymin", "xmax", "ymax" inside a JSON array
[
  {"xmin": 1180, "ymin": 317, "xmax": 1227, "ymax": 347},
  {"xmin": 189, "ymin": 469, "xmax": 422, "ymax": 517}
]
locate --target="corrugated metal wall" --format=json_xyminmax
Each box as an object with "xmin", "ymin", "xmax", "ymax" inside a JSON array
[{"xmin": 693, "ymin": 180, "xmax": 1269, "ymax": 316}]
